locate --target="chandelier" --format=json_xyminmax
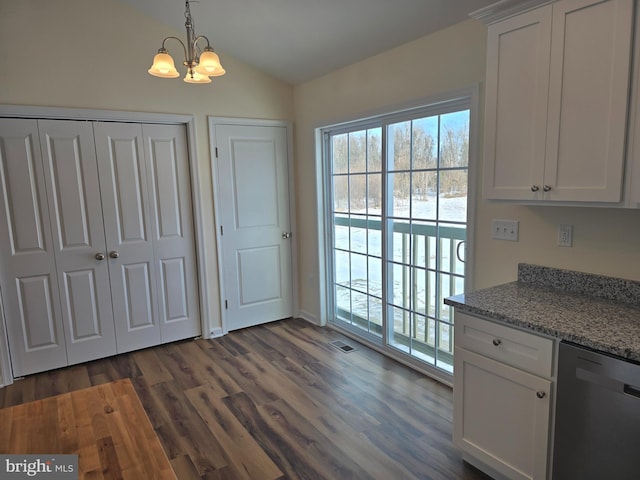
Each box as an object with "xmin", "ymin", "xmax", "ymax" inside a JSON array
[{"xmin": 148, "ymin": 0, "xmax": 225, "ymax": 84}]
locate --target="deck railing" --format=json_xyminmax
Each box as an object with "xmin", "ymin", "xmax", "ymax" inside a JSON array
[{"xmin": 333, "ymin": 214, "xmax": 465, "ymax": 370}]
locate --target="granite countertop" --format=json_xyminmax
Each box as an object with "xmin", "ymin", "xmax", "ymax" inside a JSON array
[{"xmin": 445, "ymin": 264, "xmax": 640, "ymax": 362}]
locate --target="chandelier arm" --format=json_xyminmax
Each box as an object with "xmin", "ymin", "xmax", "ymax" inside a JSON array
[{"xmin": 160, "ymin": 36, "xmax": 189, "ymax": 62}]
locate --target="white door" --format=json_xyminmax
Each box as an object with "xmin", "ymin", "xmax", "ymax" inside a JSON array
[
  {"xmin": 142, "ymin": 124, "xmax": 200, "ymax": 342},
  {"xmin": 214, "ymin": 123, "xmax": 293, "ymax": 331},
  {"xmin": 0, "ymin": 119, "xmax": 68, "ymax": 376},
  {"xmin": 38, "ymin": 120, "xmax": 117, "ymax": 365},
  {"xmin": 94, "ymin": 122, "xmax": 162, "ymax": 353}
]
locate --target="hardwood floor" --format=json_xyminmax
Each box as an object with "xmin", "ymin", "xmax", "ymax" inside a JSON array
[{"xmin": 0, "ymin": 318, "xmax": 490, "ymax": 480}]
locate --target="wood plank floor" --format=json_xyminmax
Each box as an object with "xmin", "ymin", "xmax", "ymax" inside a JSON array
[
  {"xmin": 0, "ymin": 379, "xmax": 175, "ymax": 479},
  {"xmin": 0, "ymin": 318, "xmax": 490, "ymax": 480}
]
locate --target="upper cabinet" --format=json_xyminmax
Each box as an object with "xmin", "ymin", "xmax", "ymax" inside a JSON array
[{"xmin": 479, "ymin": 0, "xmax": 634, "ymax": 203}]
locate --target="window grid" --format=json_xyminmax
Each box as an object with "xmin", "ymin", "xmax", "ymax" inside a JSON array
[{"xmin": 327, "ymin": 103, "xmax": 470, "ymax": 375}]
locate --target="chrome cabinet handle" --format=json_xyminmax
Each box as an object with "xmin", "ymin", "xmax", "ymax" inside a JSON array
[
  {"xmin": 537, "ymin": 391, "xmax": 546, "ymax": 399},
  {"xmin": 543, "ymin": 185, "xmax": 552, "ymax": 192},
  {"xmin": 109, "ymin": 251, "xmax": 120, "ymax": 259},
  {"xmin": 492, "ymin": 339, "xmax": 502, "ymax": 346},
  {"xmin": 531, "ymin": 185, "xmax": 540, "ymax": 192},
  {"xmin": 95, "ymin": 252, "xmax": 106, "ymax": 261}
]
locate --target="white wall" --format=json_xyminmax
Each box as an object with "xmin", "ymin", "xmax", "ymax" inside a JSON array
[
  {"xmin": 293, "ymin": 19, "xmax": 640, "ymax": 324},
  {"xmin": 0, "ymin": 0, "xmax": 294, "ymax": 334}
]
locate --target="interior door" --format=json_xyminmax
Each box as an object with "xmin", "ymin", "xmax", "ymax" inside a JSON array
[
  {"xmin": 142, "ymin": 124, "xmax": 200, "ymax": 342},
  {"xmin": 215, "ymin": 123, "xmax": 293, "ymax": 331},
  {"xmin": 38, "ymin": 120, "xmax": 117, "ymax": 365},
  {"xmin": 93, "ymin": 122, "xmax": 161, "ymax": 353},
  {"xmin": 0, "ymin": 119, "xmax": 68, "ymax": 376}
]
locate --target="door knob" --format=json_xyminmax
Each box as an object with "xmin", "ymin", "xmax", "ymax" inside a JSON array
[
  {"xmin": 282, "ymin": 232, "xmax": 292, "ymax": 239},
  {"xmin": 543, "ymin": 185, "xmax": 552, "ymax": 192},
  {"xmin": 95, "ymin": 253, "xmax": 106, "ymax": 261},
  {"xmin": 109, "ymin": 251, "xmax": 120, "ymax": 259},
  {"xmin": 531, "ymin": 185, "xmax": 540, "ymax": 192}
]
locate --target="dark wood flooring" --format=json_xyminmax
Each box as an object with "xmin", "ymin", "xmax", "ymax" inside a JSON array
[{"xmin": 0, "ymin": 318, "xmax": 490, "ymax": 480}]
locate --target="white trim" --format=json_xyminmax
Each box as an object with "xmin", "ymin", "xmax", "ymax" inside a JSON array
[
  {"xmin": 207, "ymin": 116, "xmax": 297, "ymax": 335},
  {"xmin": 298, "ymin": 309, "xmax": 321, "ymax": 326},
  {"xmin": 0, "ymin": 286, "xmax": 12, "ymax": 387},
  {"xmin": 315, "ymin": 86, "xmax": 479, "ymax": 379},
  {"xmin": 0, "ymin": 105, "xmax": 213, "ymax": 384},
  {"xmin": 470, "ymin": 0, "xmax": 556, "ymax": 25}
]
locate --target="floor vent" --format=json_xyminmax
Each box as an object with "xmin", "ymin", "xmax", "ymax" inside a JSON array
[{"xmin": 329, "ymin": 340, "xmax": 356, "ymax": 353}]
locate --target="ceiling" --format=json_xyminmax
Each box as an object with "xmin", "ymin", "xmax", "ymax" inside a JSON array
[{"xmin": 119, "ymin": 0, "xmax": 498, "ymax": 85}]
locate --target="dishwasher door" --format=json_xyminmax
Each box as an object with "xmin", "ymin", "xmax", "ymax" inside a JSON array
[{"xmin": 553, "ymin": 341, "xmax": 640, "ymax": 480}]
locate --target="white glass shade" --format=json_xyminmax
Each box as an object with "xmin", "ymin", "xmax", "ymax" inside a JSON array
[
  {"xmin": 195, "ymin": 50, "xmax": 226, "ymax": 77},
  {"xmin": 184, "ymin": 68, "xmax": 212, "ymax": 84},
  {"xmin": 148, "ymin": 52, "xmax": 180, "ymax": 78}
]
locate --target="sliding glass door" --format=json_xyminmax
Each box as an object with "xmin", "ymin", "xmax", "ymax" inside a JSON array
[{"xmin": 324, "ymin": 96, "xmax": 472, "ymax": 376}]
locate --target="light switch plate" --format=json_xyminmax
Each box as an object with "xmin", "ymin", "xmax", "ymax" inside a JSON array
[{"xmin": 492, "ymin": 219, "xmax": 519, "ymax": 241}]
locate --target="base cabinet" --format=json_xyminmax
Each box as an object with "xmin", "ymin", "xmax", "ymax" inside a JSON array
[{"xmin": 453, "ymin": 312, "xmax": 554, "ymax": 480}]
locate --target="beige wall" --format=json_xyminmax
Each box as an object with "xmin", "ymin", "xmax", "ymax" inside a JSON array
[
  {"xmin": 0, "ymin": 0, "xmax": 294, "ymax": 333},
  {"xmin": 293, "ymin": 18, "xmax": 640, "ymax": 324}
]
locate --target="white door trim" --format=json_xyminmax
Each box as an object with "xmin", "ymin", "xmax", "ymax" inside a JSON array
[
  {"xmin": 0, "ymin": 105, "xmax": 212, "ymax": 385},
  {"xmin": 208, "ymin": 117, "xmax": 298, "ymax": 335}
]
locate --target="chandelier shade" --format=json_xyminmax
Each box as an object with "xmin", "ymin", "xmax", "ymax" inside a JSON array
[
  {"xmin": 148, "ymin": 0, "xmax": 225, "ymax": 84},
  {"xmin": 148, "ymin": 51, "xmax": 180, "ymax": 78}
]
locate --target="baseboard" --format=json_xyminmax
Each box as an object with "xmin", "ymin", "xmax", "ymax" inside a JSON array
[
  {"xmin": 297, "ymin": 310, "xmax": 324, "ymax": 326},
  {"xmin": 210, "ymin": 327, "xmax": 224, "ymax": 338}
]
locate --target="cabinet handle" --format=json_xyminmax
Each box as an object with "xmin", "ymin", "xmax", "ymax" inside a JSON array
[
  {"xmin": 543, "ymin": 185, "xmax": 552, "ymax": 192},
  {"xmin": 531, "ymin": 185, "xmax": 540, "ymax": 192},
  {"xmin": 536, "ymin": 391, "xmax": 546, "ymax": 399},
  {"xmin": 492, "ymin": 338, "xmax": 502, "ymax": 346},
  {"xmin": 109, "ymin": 251, "xmax": 120, "ymax": 259},
  {"xmin": 95, "ymin": 252, "xmax": 105, "ymax": 261}
]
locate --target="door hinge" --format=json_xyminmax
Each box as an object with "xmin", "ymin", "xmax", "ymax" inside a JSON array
[
  {"xmin": 215, "ymin": 147, "xmax": 219, "ymax": 158},
  {"xmin": 225, "ymin": 300, "xmax": 228, "ymax": 310},
  {"xmin": 220, "ymin": 225, "xmax": 224, "ymax": 236}
]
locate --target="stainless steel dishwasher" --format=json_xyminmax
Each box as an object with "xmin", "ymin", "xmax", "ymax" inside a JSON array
[{"xmin": 553, "ymin": 341, "xmax": 640, "ymax": 479}]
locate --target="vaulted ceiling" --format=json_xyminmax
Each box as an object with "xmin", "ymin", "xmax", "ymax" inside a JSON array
[{"xmin": 118, "ymin": 0, "xmax": 498, "ymax": 85}]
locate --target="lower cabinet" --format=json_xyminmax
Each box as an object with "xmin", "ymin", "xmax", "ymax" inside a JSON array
[{"xmin": 453, "ymin": 312, "xmax": 554, "ymax": 480}]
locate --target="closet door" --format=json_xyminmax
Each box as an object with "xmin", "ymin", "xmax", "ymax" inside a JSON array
[
  {"xmin": 0, "ymin": 119, "xmax": 68, "ymax": 376},
  {"xmin": 38, "ymin": 120, "xmax": 117, "ymax": 365},
  {"xmin": 142, "ymin": 124, "xmax": 200, "ymax": 342},
  {"xmin": 93, "ymin": 122, "xmax": 162, "ymax": 353}
]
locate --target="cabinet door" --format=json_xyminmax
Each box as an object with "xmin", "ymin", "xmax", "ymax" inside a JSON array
[
  {"xmin": 94, "ymin": 122, "xmax": 162, "ymax": 353},
  {"xmin": 141, "ymin": 124, "xmax": 200, "ymax": 342},
  {"xmin": 483, "ymin": 6, "xmax": 552, "ymax": 200},
  {"xmin": 0, "ymin": 119, "xmax": 68, "ymax": 376},
  {"xmin": 544, "ymin": 0, "xmax": 633, "ymax": 202},
  {"xmin": 38, "ymin": 120, "xmax": 117, "ymax": 365},
  {"xmin": 454, "ymin": 348, "xmax": 551, "ymax": 480}
]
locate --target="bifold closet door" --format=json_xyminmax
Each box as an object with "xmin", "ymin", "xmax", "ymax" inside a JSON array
[
  {"xmin": 0, "ymin": 119, "xmax": 68, "ymax": 376},
  {"xmin": 93, "ymin": 122, "xmax": 162, "ymax": 353},
  {"xmin": 141, "ymin": 124, "xmax": 200, "ymax": 343},
  {"xmin": 38, "ymin": 120, "xmax": 117, "ymax": 365}
]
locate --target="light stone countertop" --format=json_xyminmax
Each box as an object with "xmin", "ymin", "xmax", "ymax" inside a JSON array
[{"xmin": 445, "ymin": 264, "xmax": 640, "ymax": 362}]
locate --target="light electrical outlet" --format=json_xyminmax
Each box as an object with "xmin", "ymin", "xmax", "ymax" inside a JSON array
[
  {"xmin": 491, "ymin": 219, "xmax": 519, "ymax": 241},
  {"xmin": 558, "ymin": 224, "xmax": 573, "ymax": 247}
]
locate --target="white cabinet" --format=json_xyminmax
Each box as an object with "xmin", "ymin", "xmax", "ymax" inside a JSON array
[
  {"xmin": 0, "ymin": 119, "xmax": 200, "ymax": 377},
  {"xmin": 482, "ymin": 0, "xmax": 634, "ymax": 203},
  {"xmin": 453, "ymin": 311, "xmax": 554, "ymax": 480}
]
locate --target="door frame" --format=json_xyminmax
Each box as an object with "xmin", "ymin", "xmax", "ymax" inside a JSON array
[
  {"xmin": 0, "ymin": 104, "xmax": 213, "ymax": 386},
  {"xmin": 208, "ymin": 117, "xmax": 298, "ymax": 334}
]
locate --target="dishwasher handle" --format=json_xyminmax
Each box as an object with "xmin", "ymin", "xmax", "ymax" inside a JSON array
[{"xmin": 623, "ymin": 383, "xmax": 640, "ymax": 399}]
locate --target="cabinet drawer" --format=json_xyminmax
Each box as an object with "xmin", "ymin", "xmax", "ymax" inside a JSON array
[{"xmin": 455, "ymin": 312, "xmax": 554, "ymax": 378}]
